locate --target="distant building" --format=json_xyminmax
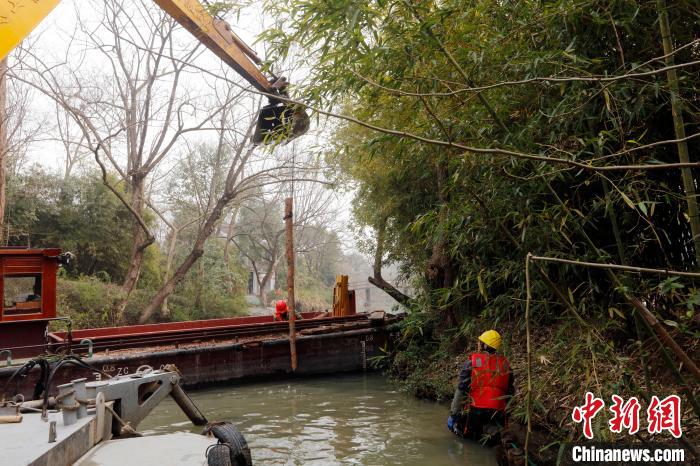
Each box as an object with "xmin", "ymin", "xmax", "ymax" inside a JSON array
[{"xmin": 247, "ymin": 267, "xmax": 275, "ymax": 296}]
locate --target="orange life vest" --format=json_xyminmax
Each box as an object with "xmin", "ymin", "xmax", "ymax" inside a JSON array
[
  {"xmin": 469, "ymin": 352, "xmax": 510, "ymax": 411},
  {"xmin": 275, "ymin": 300, "xmax": 288, "ymax": 320}
]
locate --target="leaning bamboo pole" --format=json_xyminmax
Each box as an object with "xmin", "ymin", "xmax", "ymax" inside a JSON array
[{"xmin": 528, "ymin": 255, "xmax": 700, "ymax": 383}]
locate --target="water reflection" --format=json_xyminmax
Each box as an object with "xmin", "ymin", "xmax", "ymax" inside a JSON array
[{"xmin": 139, "ymin": 373, "xmax": 497, "ymax": 465}]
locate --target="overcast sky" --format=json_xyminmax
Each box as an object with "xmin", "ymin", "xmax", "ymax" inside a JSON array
[{"xmin": 10, "ymin": 0, "xmax": 361, "ymax": 255}]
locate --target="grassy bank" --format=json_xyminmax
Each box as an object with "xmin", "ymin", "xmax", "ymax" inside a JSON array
[
  {"xmin": 384, "ymin": 315, "xmax": 699, "ymax": 464},
  {"xmin": 55, "ymin": 276, "xmax": 248, "ymax": 329}
]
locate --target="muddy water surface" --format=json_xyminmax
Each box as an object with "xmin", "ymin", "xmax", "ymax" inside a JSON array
[{"xmin": 139, "ymin": 373, "xmax": 497, "ymax": 465}]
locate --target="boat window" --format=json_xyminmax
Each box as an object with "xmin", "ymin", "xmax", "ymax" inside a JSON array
[{"xmin": 3, "ymin": 274, "xmax": 43, "ymax": 315}]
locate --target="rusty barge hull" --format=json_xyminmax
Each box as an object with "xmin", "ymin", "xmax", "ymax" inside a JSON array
[
  {"xmin": 46, "ymin": 312, "xmax": 366, "ymax": 353},
  {"xmin": 1, "ymin": 318, "xmax": 398, "ymax": 398}
]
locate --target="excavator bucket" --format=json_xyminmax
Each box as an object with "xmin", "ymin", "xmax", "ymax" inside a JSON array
[{"xmin": 252, "ymin": 103, "xmax": 310, "ymax": 145}]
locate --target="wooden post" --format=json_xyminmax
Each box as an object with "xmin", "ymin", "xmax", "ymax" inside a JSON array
[
  {"xmin": 332, "ymin": 275, "xmax": 349, "ymax": 316},
  {"xmin": 285, "ymin": 197, "xmax": 297, "ymax": 371}
]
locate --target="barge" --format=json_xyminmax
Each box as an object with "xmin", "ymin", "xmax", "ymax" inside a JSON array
[{"xmin": 0, "ymin": 248, "xmax": 400, "ymax": 399}]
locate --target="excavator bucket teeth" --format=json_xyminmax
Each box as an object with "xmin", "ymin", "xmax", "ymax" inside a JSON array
[{"xmin": 252, "ymin": 103, "xmax": 310, "ymax": 145}]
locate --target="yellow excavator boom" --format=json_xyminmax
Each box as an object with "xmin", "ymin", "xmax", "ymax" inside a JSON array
[
  {"xmin": 0, "ymin": 1, "xmax": 62, "ymax": 61},
  {"xmin": 0, "ymin": 0, "xmax": 309, "ymax": 143},
  {"xmin": 0, "ymin": 0, "xmax": 273, "ymax": 92}
]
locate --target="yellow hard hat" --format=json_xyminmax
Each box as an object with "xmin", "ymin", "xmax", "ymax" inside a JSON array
[{"xmin": 478, "ymin": 330, "xmax": 502, "ymax": 350}]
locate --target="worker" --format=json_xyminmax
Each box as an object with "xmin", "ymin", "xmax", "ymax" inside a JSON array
[
  {"xmin": 447, "ymin": 330, "xmax": 514, "ymax": 442},
  {"xmin": 275, "ymin": 300, "xmax": 289, "ymax": 321},
  {"xmin": 274, "ymin": 300, "xmax": 302, "ymax": 321}
]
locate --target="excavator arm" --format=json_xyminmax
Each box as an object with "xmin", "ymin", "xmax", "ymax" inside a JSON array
[
  {"xmin": 0, "ymin": 0, "xmax": 307, "ymax": 142},
  {"xmin": 0, "ymin": 0, "xmax": 272, "ymax": 91},
  {"xmin": 152, "ymin": 0, "xmax": 273, "ymax": 93}
]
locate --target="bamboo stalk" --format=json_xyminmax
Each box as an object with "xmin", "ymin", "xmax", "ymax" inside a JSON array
[
  {"xmin": 636, "ymin": 311, "xmax": 700, "ymax": 418},
  {"xmin": 528, "ymin": 255, "xmax": 700, "ymax": 279},
  {"xmin": 657, "ymin": 0, "xmax": 700, "ymax": 266},
  {"xmin": 626, "ymin": 295, "xmax": 700, "ymax": 383},
  {"xmin": 529, "ymin": 254, "xmax": 700, "ymax": 383},
  {"xmin": 602, "ymin": 181, "xmax": 626, "ymax": 263},
  {"xmin": 524, "ymin": 253, "xmax": 533, "ymax": 460},
  {"xmin": 633, "ymin": 313, "xmax": 653, "ymax": 396}
]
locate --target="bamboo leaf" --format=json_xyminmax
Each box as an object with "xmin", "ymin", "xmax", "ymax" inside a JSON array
[
  {"xmin": 477, "ymin": 270, "xmax": 489, "ymax": 302},
  {"xmin": 638, "ymin": 202, "xmax": 647, "ymax": 216},
  {"xmin": 619, "ymin": 190, "xmax": 636, "ymax": 210}
]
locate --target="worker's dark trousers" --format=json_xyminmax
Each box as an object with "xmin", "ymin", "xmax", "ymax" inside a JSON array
[{"xmin": 458, "ymin": 407, "xmax": 505, "ymax": 441}]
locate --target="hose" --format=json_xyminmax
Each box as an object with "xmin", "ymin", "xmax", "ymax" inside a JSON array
[
  {"xmin": 40, "ymin": 355, "xmax": 112, "ymax": 418},
  {"xmin": 1, "ymin": 357, "xmax": 50, "ymax": 403}
]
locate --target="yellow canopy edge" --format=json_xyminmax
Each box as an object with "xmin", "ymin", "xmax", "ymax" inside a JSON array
[{"xmin": 0, "ymin": 0, "xmax": 61, "ymax": 61}]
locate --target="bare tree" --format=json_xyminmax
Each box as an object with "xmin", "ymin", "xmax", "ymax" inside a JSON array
[
  {"xmin": 139, "ymin": 95, "xmax": 264, "ymax": 322},
  {"xmin": 233, "ymin": 192, "xmax": 285, "ymax": 306},
  {"xmin": 13, "ymin": 0, "xmax": 236, "ymax": 320},
  {"xmin": 232, "ymin": 169, "xmax": 338, "ymax": 307},
  {"xmin": 54, "ymin": 105, "xmax": 87, "ymax": 182},
  {"xmin": 147, "ymin": 84, "xmax": 247, "ymax": 317},
  {"xmin": 0, "ymin": 53, "xmax": 48, "ymax": 243}
]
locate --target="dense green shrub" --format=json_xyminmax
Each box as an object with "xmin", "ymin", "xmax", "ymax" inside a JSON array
[{"xmin": 55, "ymin": 276, "xmax": 247, "ymax": 329}]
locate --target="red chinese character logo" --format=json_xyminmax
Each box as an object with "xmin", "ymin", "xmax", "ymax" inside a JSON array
[
  {"xmin": 647, "ymin": 395, "xmax": 682, "ymax": 438},
  {"xmin": 572, "ymin": 392, "xmax": 605, "ymax": 439},
  {"xmin": 608, "ymin": 395, "xmax": 641, "ymax": 435}
]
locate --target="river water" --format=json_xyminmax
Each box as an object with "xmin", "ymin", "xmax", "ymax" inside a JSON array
[{"xmin": 139, "ymin": 373, "xmax": 497, "ymax": 465}]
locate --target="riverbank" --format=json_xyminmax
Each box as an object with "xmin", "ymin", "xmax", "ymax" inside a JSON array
[
  {"xmin": 385, "ymin": 316, "xmax": 699, "ymax": 465},
  {"xmin": 55, "ymin": 276, "xmax": 248, "ymax": 328}
]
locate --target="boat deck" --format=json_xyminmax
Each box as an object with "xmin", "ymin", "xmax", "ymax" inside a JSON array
[
  {"xmin": 2, "ymin": 411, "xmax": 96, "ymax": 466},
  {"xmin": 74, "ymin": 433, "xmax": 216, "ymax": 466}
]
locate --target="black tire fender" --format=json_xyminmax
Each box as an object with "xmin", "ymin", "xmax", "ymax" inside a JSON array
[
  {"xmin": 206, "ymin": 444, "xmax": 232, "ymax": 466},
  {"xmin": 204, "ymin": 422, "xmax": 253, "ymax": 466}
]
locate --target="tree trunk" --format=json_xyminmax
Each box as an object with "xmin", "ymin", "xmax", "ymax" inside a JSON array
[
  {"xmin": 368, "ymin": 216, "xmax": 412, "ymax": 306},
  {"xmin": 426, "ymin": 156, "xmax": 456, "ymax": 325},
  {"xmin": 223, "ymin": 210, "xmax": 237, "ymax": 294},
  {"xmin": 0, "ymin": 58, "xmax": 8, "ymax": 244},
  {"xmin": 116, "ymin": 175, "xmax": 148, "ymax": 322},
  {"xmin": 140, "ymin": 193, "xmax": 232, "ymax": 323},
  {"xmin": 256, "ymin": 253, "xmax": 277, "ymax": 308},
  {"xmin": 160, "ymin": 227, "xmax": 180, "ymax": 317},
  {"xmin": 194, "ymin": 260, "xmax": 204, "ymax": 310}
]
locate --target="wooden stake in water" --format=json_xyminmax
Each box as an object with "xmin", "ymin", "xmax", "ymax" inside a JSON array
[{"xmin": 285, "ymin": 197, "xmax": 297, "ymax": 371}]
